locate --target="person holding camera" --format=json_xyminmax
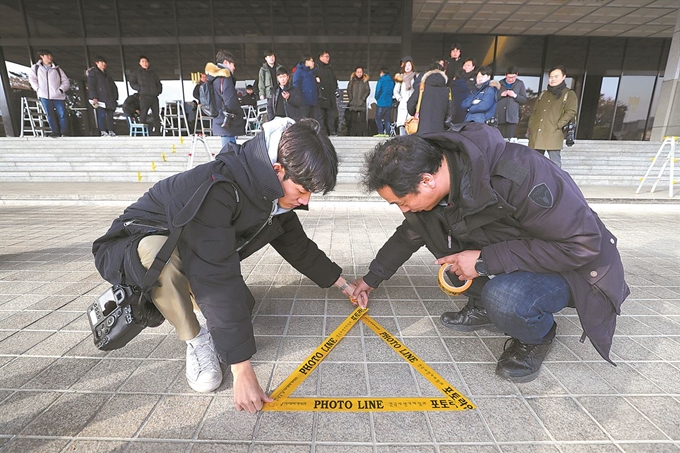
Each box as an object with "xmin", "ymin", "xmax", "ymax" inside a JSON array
[
  {"xmin": 205, "ymin": 50, "xmax": 245, "ymax": 146},
  {"xmin": 351, "ymin": 125, "xmax": 629, "ymax": 384},
  {"xmin": 93, "ymin": 117, "xmax": 359, "ymax": 411},
  {"xmin": 266, "ymin": 66, "xmax": 302, "ymax": 121},
  {"xmin": 496, "ymin": 66, "xmax": 527, "ymax": 141},
  {"xmin": 528, "ymin": 65, "xmax": 578, "ymax": 168}
]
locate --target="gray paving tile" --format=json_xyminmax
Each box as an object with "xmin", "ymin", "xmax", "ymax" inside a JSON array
[
  {"xmin": 578, "ymin": 396, "xmax": 668, "ymax": 441},
  {"xmin": 26, "ymin": 330, "xmax": 90, "ymax": 356},
  {"xmin": 617, "ymin": 443, "xmax": 680, "ymax": 452},
  {"xmin": 79, "ymin": 393, "xmax": 160, "ymax": 438},
  {"xmin": 128, "ymin": 441, "xmax": 192, "ymax": 452},
  {"xmin": 197, "ymin": 397, "xmax": 257, "ymax": 441},
  {"xmin": 397, "ymin": 316, "xmax": 439, "ymax": 336},
  {"xmin": 70, "ymin": 359, "xmax": 141, "ymax": 392},
  {"xmin": 588, "ymin": 362, "xmax": 666, "ymax": 394},
  {"xmin": 476, "ymin": 397, "xmax": 551, "ymax": 442},
  {"xmin": 373, "ymin": 412, "xmax": 432, "ymax": 443},
  {"xmin": 315, "ymin": 412, "xmax": 372, "ymax": 442},
  {"xmin": 250, "ymin": 444, "xmax": 311, "ymax": 453},
  {"xmin": 137, "ymin": 395, "xmax": 212, "ymax": 440},
  {"xmin": 118, "ymin": 359, "xmax": 184, "ymax": 393},
  {"xmin": 367, "ymin": 363, "xmax": 418, "ymax": 397},
  {"xmin": 527, "ymin": 397, "xmax": 608, "ymax": 441},
  {"xmin": 65, "ymin": 440, "xmax": 128, "ymax": 452},
  {"xmin": 557, "ymin": 445, "xmax": 621, "ymax": 453},
  {"xmin": 21, "ymin": 391, "xmax": 110, "ymax": 437},
  {"xmin": 546, "ymin": 363, "xmax": 618, "ymax": 394},
  {"xmin": 0, "ymin": 356, "xmax": 56, "ymax": 388},
  {"xmin": 318, "ymin": 362, "xmax": 367, "ymax": 396},
  {"xmin": 626, "ymin": 396, "xmax": 680, "ymax": 440},
  {"xmin": 191, "ymin": 443, "xmax": 250, "ymax": 452},
  {"xmin": 0, "ymin": 437, "xmax": 70, "ymax": 453},
  {"xmin": 457, "ymin": 363, "xmax": 518, "ymax": 396},
  {"xmin": 627, "ymin": 362, "xmax": 680, "ymax": 394},
  {"xmin": 254, "ymin": 412, "xmax": 315, "ymax": 442},
  {"xmin": 0, "ymin": 391, "xmax": 61, "ymax": 434}
]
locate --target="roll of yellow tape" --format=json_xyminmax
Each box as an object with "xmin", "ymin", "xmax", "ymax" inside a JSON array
[{"xmin": 438, "ymin": 264, "xmax": 473, "ymax": 296}]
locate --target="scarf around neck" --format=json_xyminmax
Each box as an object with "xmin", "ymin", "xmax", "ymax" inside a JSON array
[
  {"xmin": 402, "ymin": 71, "xmax": 415, "ymax": 90},
  {"xmin": 547, "ymin": 81, "xmax": 567, "ymax": 99}
]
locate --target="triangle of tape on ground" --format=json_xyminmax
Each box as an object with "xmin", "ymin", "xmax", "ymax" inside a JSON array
[{"xmin": 263, "ymin": 306, "xmax": 476, "ymax": 412}]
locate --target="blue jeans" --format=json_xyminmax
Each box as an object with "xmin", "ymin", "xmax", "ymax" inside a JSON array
[
  {"xmin": 375, "ymin": 106, "xmax": 391, "ymax": 135},
  {"xmin": 40, "ymin": 98, "xmax": 68, "ymax": 136},
  {"xmin": 96, "ymin": 108, "xmax": 115, "ymax": 133},
  {"xmin": 480, "ymin": 272, "xmax": 570, "ymax": 344},
  {"xmin": 221, "ymin": 135, "xmax": 236, "ymax": 147}
]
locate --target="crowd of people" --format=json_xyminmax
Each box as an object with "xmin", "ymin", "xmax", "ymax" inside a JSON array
[{"xmin": 30, "ymin": 45, "xmax": 578, "ymax": 165}]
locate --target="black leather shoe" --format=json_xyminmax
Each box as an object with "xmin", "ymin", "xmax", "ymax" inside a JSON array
[
  {"xmin": 440, "ymin": 305, "xmax": 497, "ymax": 332},
  {"xmin": 495, "ymin": 322, "xmax": 556, "ymax": 383}
]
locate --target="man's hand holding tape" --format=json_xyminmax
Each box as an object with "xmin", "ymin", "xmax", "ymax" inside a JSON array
[{"xmin": 435, "ymin": 250, "xmax": 483, "ymax": 281}]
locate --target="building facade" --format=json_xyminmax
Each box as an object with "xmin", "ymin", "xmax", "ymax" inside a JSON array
[{"xmin": 1, "ymin": 0, "xmax": 678, "ymax": 139}]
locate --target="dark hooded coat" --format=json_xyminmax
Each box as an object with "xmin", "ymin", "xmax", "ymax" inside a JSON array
[{"xmin": 363, "ymin": 123, "xmax": 629, "ymax": 364}]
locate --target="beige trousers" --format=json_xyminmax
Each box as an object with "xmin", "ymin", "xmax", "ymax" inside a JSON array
[{"xmin": 137, "ymin": 235, "xmax": 200, "ymax": 340}]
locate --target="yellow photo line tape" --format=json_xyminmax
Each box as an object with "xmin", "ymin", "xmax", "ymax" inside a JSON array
[
  {"xmin": 267, "ymin": 307, "xmax": 368, "ymax": 403},
  {"xmin": 438, "ymin": 264, "xmax": 473, "ymax": 296},
  {"xmin": 264, "ymin": 305, "xmax": 475, "ymax": 412},
  {"xmin": 266, "ymin": 397, "xmax": 469, "ymax": 412},
  {"xmin": 361, "ymin": 314, "xmax": 475, "ymax": 410}
]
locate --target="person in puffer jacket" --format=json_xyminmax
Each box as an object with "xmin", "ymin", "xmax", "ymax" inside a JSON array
[
  {"xmin": 461, "ymin": 66, "xmax": 499, "ymax": 124},
  {"xmin": 29, "ymin": 49, "xmax": 70, "ymax": 137}
]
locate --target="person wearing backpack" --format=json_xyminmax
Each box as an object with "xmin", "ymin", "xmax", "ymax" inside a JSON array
[
  {"xmin": 204, "ymin": 50, "xmax": 245, "ymax": 146},
  {"xmin": 93, "ymin": 117, "xmax": 359, "ymax": 410},
  {"xmin": 528, "ymin": 65, "xmax": 578, "ymax": 168},
  {"xmin": 28, "ymin": 49, "xmax": 70, "ymax": 137}
]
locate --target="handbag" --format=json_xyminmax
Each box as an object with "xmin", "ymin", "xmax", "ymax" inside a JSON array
[
  {"xmin": 87, "ymin": 226, "xmax": 183, "ymax": 351},
  {"xmin": 404, "ymin": 80, "xmax": 425, "ymax": 135}
]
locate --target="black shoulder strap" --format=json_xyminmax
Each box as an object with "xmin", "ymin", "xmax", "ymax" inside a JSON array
[{"xmin": 141, "ymin": 226, "xmax": 183, "ymax": 289}]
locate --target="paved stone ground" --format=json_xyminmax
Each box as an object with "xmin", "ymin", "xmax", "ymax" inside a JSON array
[{"xmin": 0, "ymin": 202, "xmax": 679, "ymax": 453}]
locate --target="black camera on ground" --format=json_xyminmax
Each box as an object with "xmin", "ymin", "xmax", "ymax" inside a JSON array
[
  {"xmin": 563, "ymin": 120, "xmax": 576, "ymax": 147},
  {"xmin": 221, "ymin": 111, "xmax": 237, "ymax": 128}
]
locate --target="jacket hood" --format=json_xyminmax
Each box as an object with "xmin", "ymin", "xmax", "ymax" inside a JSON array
[
  {"xmin": 420, "ymin": 69, "xmax": 447, "ymax": 87},
  {"xmin": 205, "ymin": 62, "xmax": 232, "ymax": 79},
  {"xmin": 295, "ymin": 62, "xmax": 314, "ymax": 73},
  {"xmin": 350, "ymin": 72, "xmax": 370, "ymax": 82},
  {"xmin": 489, "ymin": 80, "xmax": 501, "ymax": 90},
  {"xmin": 394, "ymin": 73, "xmax": 403, "ymax": 83}
]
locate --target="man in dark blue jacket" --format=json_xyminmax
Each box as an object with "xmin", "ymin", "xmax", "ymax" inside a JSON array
[
  {"xmin": 93, "ymin": 118, "xmax": 358, "ymax": 411},
  {"xmin": 352, "ymin": 123, "xmax": 629, "ymax": 383}
]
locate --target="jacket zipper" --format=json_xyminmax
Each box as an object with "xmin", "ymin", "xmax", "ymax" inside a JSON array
[
  {"xmin": 236, "ymin": 201, "xmax": 276, "ymax": 252},
  {"xmin": 435, "ymin": 209, "xmax": 453, "ymax": 251}
]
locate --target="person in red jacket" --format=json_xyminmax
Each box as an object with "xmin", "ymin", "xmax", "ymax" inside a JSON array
[{"xmin": 352, "ymin": 124, "xmax": 629, "ymax": 383}]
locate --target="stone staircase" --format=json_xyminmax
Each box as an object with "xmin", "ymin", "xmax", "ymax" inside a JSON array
[{"xmin": 0, "ymin": 135, "xmax": 670, "ymax": 187}]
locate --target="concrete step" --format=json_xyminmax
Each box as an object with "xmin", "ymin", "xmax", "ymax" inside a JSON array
[{"xmin": 0, "ymin": 136, "xmax": 671, "ymax": 186}]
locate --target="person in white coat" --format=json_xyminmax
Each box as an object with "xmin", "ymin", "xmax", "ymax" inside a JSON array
[
  {"xmin": 29, "ymin": 49, "xmax": 70, "ymax": 137},
  {"xmin": 393, "ymin": 58, "xmax": 417, "ymax": 136}
]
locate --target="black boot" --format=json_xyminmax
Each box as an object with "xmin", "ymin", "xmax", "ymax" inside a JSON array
[
  {"xmin": 495, "ymin": 322, "xmax": 556, "ymax": 383},
  {"xmin": 440, "ymin": 300, "xmax": 498, "ymax": 332}
]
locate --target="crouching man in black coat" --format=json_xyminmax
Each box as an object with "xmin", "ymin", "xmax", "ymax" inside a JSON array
[
  {"xmin": 93, "ymin": 118, "xmax": 358, "ymax": 412},
  {"xmin": 352, "ymin": 123, "xmax": 629, "ymax": 383}
]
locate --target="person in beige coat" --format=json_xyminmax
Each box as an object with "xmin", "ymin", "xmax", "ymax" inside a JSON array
[{"xmin": 528, "ymin": 65, "xmax": 577, "ymax": 167}]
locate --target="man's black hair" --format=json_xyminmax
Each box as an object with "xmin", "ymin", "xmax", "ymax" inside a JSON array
[
  {"xmin": 139, "ymin": 55, "xmax": 149, "ymax": 62},
  {"xmin": 37, "ymin": 49, "xmax": 52, "ymax": 57},
  {"xmin": 318, "ymin": 50, "xmax": 330, "ymax": 58},
  {"xmin": 93, "ymin": 56, "xmax": 107, "ymax": 63},
  {"xmin": 278, "ymin": 118, "xmax": 338, "ymax": 194},
  {"xmin": 216, "ymin": 50, "xmax": 235, "ymax": 65},
  {"xmin": 302, "ymin": 54, "xmax": 314, "ymax": 63},
  {"xmin": 464, "ymin": 57, "xmax": 476, "ymax": 67},
  {"xmin": 264, "ymin": 49, "xmax": 275, "ymax": 58},
  {"xmin": 506, "ymin": 65, "xmax": 519, "ymax": 75},
  {"xmin": 549, "ymin": 65, "xmax": 567, "ymax": 76},
  {"xmin": 478, "ymin": 65, "xmax": 493, "ymax": 77},
  {"xmin": 276, "ymin": 66, "xmax": 289, "ymax": 76},
  {"xmin": 380, "ymin": 67, "xmax": 390, "ymax": 74},
  {"xmin": 450, "ymin": 43, "xmax": 462, "ymax": 51},
  {"xmin": 246, "ymin": 84, "xmax": 253, "ymax": 89},
  {"xmin": 363, "ymin": 136, "xmax": 443, "ymax": 197}
]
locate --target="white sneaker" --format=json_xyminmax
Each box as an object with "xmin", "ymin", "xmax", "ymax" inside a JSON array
[
  {"xmin": 108, "ymin": 131, "xmax": 117, "ymax": 137},
  {"xmin": 100, "ymin": 131, "xmax": 108, "ymax": 137},
  {"xmin": 185, "ymin": 332, "xmax": 223, "ymax": 392}
]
